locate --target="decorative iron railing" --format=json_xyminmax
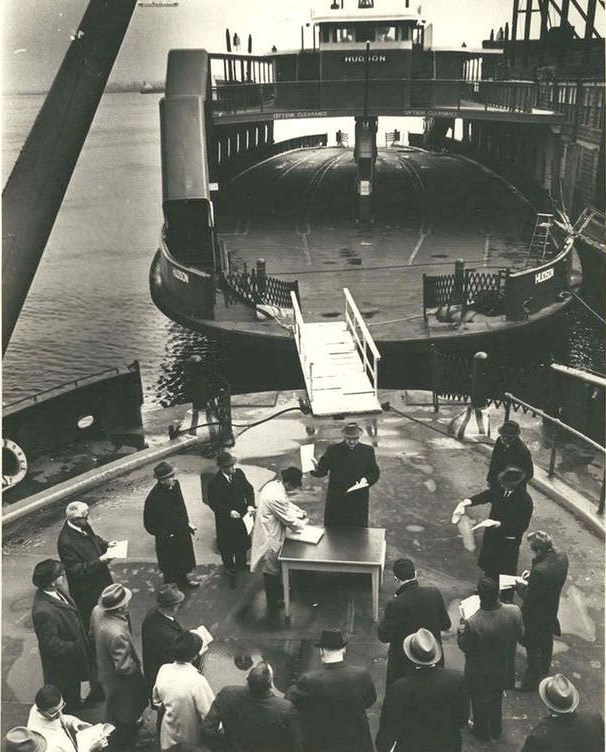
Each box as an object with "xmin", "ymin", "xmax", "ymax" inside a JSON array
[
  {"xmin": 220, "ymin": 269, "xmax": 300, "ymax": 310},
  {"xmin": 423, "ymin": 269, "xmax": 507, "ymax": 320}
]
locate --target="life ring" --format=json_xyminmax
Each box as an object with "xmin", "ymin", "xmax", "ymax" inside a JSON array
[{"xmin": 2, "ymin": 438, "xmax": 28, "ymax": 489}]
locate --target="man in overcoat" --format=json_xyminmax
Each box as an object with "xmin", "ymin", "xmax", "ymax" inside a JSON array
[
  {"xmin": 310, "ymin": 422, "xmax": 380, "ymax": 527},
  {"xmin": 287, "ymin": 629, "xmax": 377, "ymax": 752},
  {"xmin": 31, "ymin": 560, "xmax": 92, "ymax": 713},
  {"xmin": 457, "ymin": 577, "xmax": 523, "ymax": 741},
  {"xmin": 516, "ymin": 530, "xmax": 569, "ymax": 691},
  {"xmin": 141, "ymin": 583, "xmax": 186, "ymax": 696},
  {"xmin": 207, "ymin": 452, "xmax": 255, "ymax": 582},
  {"xmin": 377, "ymin": 558, "xmax": 451, "ymax": 687},
  {"xmin": 376, "ymin": 628, "xmax": 468, "ymax": 752},
  {"xmin": 521, "ymin": 674, "xmax": 604, "ymax": 752},
  {"xmin": 454, "ymin": 465, "xmax": 533, "ymax": 581},
  {"xmin": 143, "ymin": 461, "xmax": 199, "ymax": 590},
  {"xmin": 487, "ymin": 420, "xmax": 534, "ymax": 488},
  {"xmin": 57, "ymin": 501, "xmax": 114, "ymax": 631},
  {"xmin": 90, "ymin": 584, "xmax": 148, "ymax": 750}
]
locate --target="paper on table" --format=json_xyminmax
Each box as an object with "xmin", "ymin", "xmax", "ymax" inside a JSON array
[
  {"xmin": 285, "ymin": 525, "xmax": 324, "ymax": 544},
  {"xmin": 471, "ymin": 519, "xmax": 500, "ymax": 531},
  {"xmin": 499, "ymin": 574, "xmax": 519, "ymax": 590},
  {"xmin": 460, "ymin": 594, "xmax": 481, "ymax": 620},
  {"xmin": 76, "ymin": 723, "xmax": 114, "ymax": 752},
  {"xmin": 300, "ymin": 444, "xmax": 316, "ymax": 473},
  {"xmin": 108, "ymin": 540, "xmax": 128, "ymax": 558},
  {"xmin": 243, "ymin": 511, "xmax": 254, "ymax": 536},
  {"xmin": 346, "ymin": 478, "xmax": 369, "ymax": 494},
  {"xmin": 192, "ymin": 625, "xmax": 214, "ymax": 654}
]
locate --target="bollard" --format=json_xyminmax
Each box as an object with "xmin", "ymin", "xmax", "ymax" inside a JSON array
[
  {"xmin": 256, "ymin": 258, "xmax": 266, "ymax": 299},
  {"xmin": 453, "ymin": 258, "xmax": 465, "ymax": 305},
  {"xmin": 471, "ymin": 352, "xmax": 488, "ymax": 409}
]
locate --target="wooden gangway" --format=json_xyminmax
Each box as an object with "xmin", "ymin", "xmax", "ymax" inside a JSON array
[{"xmin": 290, "ymin": 288, "xmax": 382, "ymax": 417}]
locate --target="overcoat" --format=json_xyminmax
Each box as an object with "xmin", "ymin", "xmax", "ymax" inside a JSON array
[
  {"xmin": 457, "ymin": 602, "xmax": 523, "ymax": 693},
  {"xmin": 521, "ymin": 711, "xmax": 604, "ymax": 752},
  {"xmin": 377, "ymin": 579, "xmax": 451, "ymax": 685},
  {"xmin": 470, "ymin": 486, "xmax": 533, "ymax": 576},
  {"xmin": 521, "ymin": 549, "xmax": 569, "ymax": 646},
  {"xmin": 207, "ymin": 469, "xmax": 255, "ymax": 555},
  {"xmin": 143, "ymin": 480, "xmax": 196, "ymax": 574},
  {"xmin": 90, "ymin": 605, "xmax": 148, "ymax": 723},
  {"xmin": 375, "ymin": 666, "xmax": 468, "ymax": 752},
  {"xmin": 287, "ymin": 661, "xmax": 377, "ymax": 752},
  {"xmin": 487, "ymin": 437, "xmax": 534, "ymax": 487},
  {"xmin": 141, "ymin": 607, "xmax": 186, "ymax": 693},
  {"xmin": 31, "ymin": 589, "xmax": 91, "ymax": 696},
  {"xmin": 57, "ymin": 521, "xmax": 113, "ymax": 626},
  {"xmin": 311, "ymin": 441, "xmax": 380, "ymax": 527}
]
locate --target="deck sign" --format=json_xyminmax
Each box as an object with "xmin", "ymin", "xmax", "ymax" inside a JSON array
[
  {"xmin": 534, "ymin": 268, "xmax": 554, "ymax": 284},
  {"xmin": 172, "ymin": 267, "xmax": 189, "ymax": 284},
  {"xmin": 344, "ymin": 54, "xmax": 387, "ymax": 63}
]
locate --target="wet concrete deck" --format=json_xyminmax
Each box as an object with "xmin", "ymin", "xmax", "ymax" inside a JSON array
[{"xmin": 3, "ymin": 390, "xmax": 604, "ymax": 750}]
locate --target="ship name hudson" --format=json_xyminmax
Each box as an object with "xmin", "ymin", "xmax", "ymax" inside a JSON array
[
  {"xmin": 534, "ymin": 268, "xmax": 554, "ymax": 284},
  {"xmin": 344, "ymin": 54, "xmax": 387, "ymax": 62}
]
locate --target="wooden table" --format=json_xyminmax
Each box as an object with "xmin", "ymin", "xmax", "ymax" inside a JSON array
[{"xmin": 279, "ymin": 527, "xmax": 386, "ymax": 622}]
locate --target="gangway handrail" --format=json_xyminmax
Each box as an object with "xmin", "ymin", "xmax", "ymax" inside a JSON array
[
  {"xmin": 290, "ymin": 291, "xmax": 315, "ymax": 397},
  {"xmin": 343, "ymin": 288, "xmax": 381, "ymax": 399}
]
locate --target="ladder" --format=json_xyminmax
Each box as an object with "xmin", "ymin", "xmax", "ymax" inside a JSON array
[
  {"xmin": 290, "ymin": 288, "xmax": 382, "ymax": 417},
  {"xmin": 525, "ymin": 213, "xmax": 553, "ymax": 266}
]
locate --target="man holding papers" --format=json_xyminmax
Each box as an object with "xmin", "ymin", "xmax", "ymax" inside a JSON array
[{"xmin": 310, "ymin": 423, "xmax": 380, "ymax": 527}]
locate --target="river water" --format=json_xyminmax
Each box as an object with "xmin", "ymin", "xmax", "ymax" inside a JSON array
[{"xmin": 2, "ymin": 93, "xmax": 604, "ymax": 405}]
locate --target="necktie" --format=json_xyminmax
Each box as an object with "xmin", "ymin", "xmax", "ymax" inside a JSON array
[{"xmin": 60, "ymin": 719, "xmax": 78, "ymax": 751}]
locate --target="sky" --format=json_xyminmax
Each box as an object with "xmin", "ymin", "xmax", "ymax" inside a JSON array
[{"xmin": 2, "ymin": 0, "xmax": 604, "ymax": 92}]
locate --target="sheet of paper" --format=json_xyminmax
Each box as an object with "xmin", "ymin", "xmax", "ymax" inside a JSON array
[
  {"xmin": 285, "ymin": 525, "xmax": 324, "ymax": 544},
  {"xmin": 243, "ymin": 511, "xmax": 254, "ymax": 536},
  {"xmin": 192, "ymin": 625, "xmax": 214, "ymax": 654},
  {"xmin": 76, "ymin": 724, "xmax": 114, "ymax": 752},
  {"xmin": 300, "ymin": 443, "xmax": 316, "ymax": 473},
  {"xmin": 499, "ymin": 574, "xmax": 519, "ymax": 590},
  {"xmin": 471, "ymin": 519, "xmax": 500, "ymax": 531},
  {"xmin": 346, "ymin": 478, "xmax": 369, "ymax": 494},
  {"xmin": 108, "ymin": 540, "xmax": 128, "ymax": 558},
  {"xmin": 460, "ymin": 594, "xmax": 481, "ymax": 620}
]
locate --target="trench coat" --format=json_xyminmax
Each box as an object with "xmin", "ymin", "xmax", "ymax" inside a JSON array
[
  {"xmin": 143, "ymin": 480, "xmax": 196, "ymax": 575},
  {"xmin": 90, "ymin": 605, "xmax": 148, "ymax": 723},
  {"xmin": 469, "ymin": 486, "xmax": 533, "ymax": 576},
  {"xmin": 521, "ymin": 548, "xmax": 569, "ymax": 646},
  {"xmin": 207, "ymin": 469, "xmax": 255, "ymax": 557},
  {"xmin": 141, "ymin": 607, "xmax": 186, "ymax": 694},
  {"xmin": 521, "ymin": 711, "xmax": 604, "ymax": 752},
  {"xmin": 311, "ymin": 441, "xmax": 380, "ymax": 527},
  {"xmin": 487, "ymin": 436, "xmax": 534, "ymax": 487},
  {"xmin": 250, "ymin": 479, "xmax": 306, "ymax": 576}
]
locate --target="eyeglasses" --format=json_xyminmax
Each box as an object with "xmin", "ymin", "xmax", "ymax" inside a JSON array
[{"xmin": 41, "ymin": 699, "xmax": 66, "ymax": 719}]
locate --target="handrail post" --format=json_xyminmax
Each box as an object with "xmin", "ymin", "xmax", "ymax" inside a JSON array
[
  {"xmin": 548, "ymin": 428, "xmax": 559, "ymax": 478},
  {"xmin": 598, "ymin": 472, "xmax": 605, "ymax": 516}
]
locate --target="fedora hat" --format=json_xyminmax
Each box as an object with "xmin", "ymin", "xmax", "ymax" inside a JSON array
[
  {"xmin": 100, "ymin": 583, "xmax": 132, "ymax": 610},
  {"xmin": 342, "ymin": 423, "xmax": 362, "ymax": 438},
  {"xmin": 314, "ymin": 629, "xmax": 348, "ymax": 649},
  {"xmin": 216, "ymin": 451, "xmax": 236, "ymax": 468},
  {"xmin": 497, "ymin": 465, "xmax": 527, "ymax": 489},
  {"xmin": 154, "ymin": 461, "xmax": 175, "ymax": 480},
  {"xmin": 498, "ymin": 420, "xmax": 520, "ymax": 438},
  {"xmin": 403, "ymin": 628, "xmax": 442, "ymax": 666},
  {"xmin": 539, "ymin": 674, "xmax": 579, "ymax": 714},
  {"xmin": 156, "ymin": 583, "xmax": 185, "ymax": 608},
  {"xmin": 4, "ymin": 728, "xmax": 47, "ymax": 752},
  {"xmin": 32, "ymin": 560, "xmax": 64, "ymax": 589}
]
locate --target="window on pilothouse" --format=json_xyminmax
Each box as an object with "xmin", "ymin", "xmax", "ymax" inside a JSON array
[
  {"xmin": 376, "ymin": 25, "xmax": 397, "ymax": 42},
  {"xmin": 336, "ymin": 25, "xmax": 355, "ymax": 42},
  {"xmin": 355, "ymin": 23, "xmax": 376, "ymax": 41}
]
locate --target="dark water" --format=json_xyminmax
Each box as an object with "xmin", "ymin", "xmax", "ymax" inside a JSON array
[{"xmin": 2, "ymin": 93, "xmax": 604, "ymax": 407}]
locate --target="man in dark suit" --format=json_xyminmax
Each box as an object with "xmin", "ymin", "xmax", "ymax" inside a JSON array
[
  {"xmin": 521, "ymin": 674, "xmax": 604, "ymax": 752},
  {"xmin": 207, "ymin": 452, "xmax": 255, "ymax": 584},
  {"xmin": 457, "ymin": 577, "xmax": 523, "ymax": 741},
  {"xmin": 141, "ymin": 584, "xmax": 186, "ymax": 696},
  {"xmin": 57, "ymin": 501, "xmax": 114, "ymax": 631},
  {"xmin": 143, "ymin": 461, "xmax": 199, "ymax": 590},
  {"xmin": 310, "ymin": 422, "xmax": 380, "ymax": 527},
  {"xmin": 31, "ymin": 559, "xmax": 93, "ymax": 713},
  {"xmin": 287, "ymin": 629, "xmax": 376, "ymax": 752},
  {"xmin": 487, "ymin": 420, "xmax": 534, "ymax": 488},
  {"xmin": 377, "ymin": 557, "xmax": 451, "ymax": 687},
  {"xmin": 376, "ymin": 628, "xmax": 468, "ymax": 752},
  {"xmin": 516, "ymin": 530, "xmax": 569, "ymax": 691},
  {"xmin": 202, "ymin": 661, "xmax": 302, "ymax": 752}
]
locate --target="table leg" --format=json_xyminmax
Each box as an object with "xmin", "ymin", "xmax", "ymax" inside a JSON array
[
  {"xmin": 372, "ymin": 566, "xmax": 380, "ymax": 622},
  {"xmin": 282, "ymin": 564, "xmax": 291, "ymax": 619}
]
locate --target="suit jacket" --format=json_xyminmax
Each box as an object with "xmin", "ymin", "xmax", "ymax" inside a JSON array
[
  {"xmin": 287, "ymin": 661, "xmax": 377, "ymax": 752},
  {"xmin": 31, "ymin": 589, "xmax": 91, "ymax": 687},
  {"xmin": 57, "ymin": 521, "xmax": 112, "ymax": 614},
  {"xmin": 376, "ymin": 666, "xmax": 468, "ymax": 752},
  {"xmin": 141, "ymin": 607, "xmax": 186, "ymax": 693},
  {"xmin": 521, "ymin": 711, "xmax": 604, "ymax": 752},
  {"xmin": 457, "ymin": 602, "xmax": 523, "ymax": 692},
  {"xmin": 207, "ymin": 469, "xmax": 255, "ymax": 553},
  {"xmin": 377, "ymin": 580, "xmax": 451, "ymax": 683},
  {"xmin": 201, "ymin": 686, "xmax": 302, "ymax": 752},
  {"xmin": 311, "ymin": 441, "xmax": 380, "ymax": 526},
  {"xmin": 487, "ymin": 437, "xmax": 534, "ymax": 487},
  {"xmin": 143, "ymin": 480, "xmax": 196, "ymax": 573},
  {"xmin": 521, "ymin": 549, "xmax": 569, "ymax": 643}
]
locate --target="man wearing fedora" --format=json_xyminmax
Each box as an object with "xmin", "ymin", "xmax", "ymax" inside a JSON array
[
  {"xmin": 287, "ymin": 629, "xmax": 377, "ymax": 752},
  {"xmin": 457, "ymin": 577, "xmax": 523, "ymax": 742},
  {"xmin": 4, "ymin": 727, "xmax": 47, "ymax": 752},
  {"xmin": 376, "ymin": 628, "xmax": 468, "ymax": 752},
  {"xmin": 207, "ymin": 451, "xmax": 256, "ymax": 582},
  {"xmin": 310, "ymin": 422, "xmax": 380, "ymax": 527},
  {"xmin": 487, "ymin": 419, "xmax": 533, "ymax": 489},
  {"xmin": 144, "ymin": 461, "xmax": 199, "ymax": 591},
  {"xmin": 142, "ymin": 583, "xmax": 186, "ymax": 695},
  {"xmin": 31, "ymin": 560, "xmax": 93, "ymax": 713},
  {"xmin": 90, "ymin": 584, "xmax": 148, "ymax": 750},
  {"xmin": 454, "ymin": 465, "xmax": 533, "ymax": 582},
  {"xmin": 521, "ymin": 674, "xmax": 604, "ymax": 751},
  {"xmin": 516, "ymin": 530, "xmax": 569, "ymax": 692}
]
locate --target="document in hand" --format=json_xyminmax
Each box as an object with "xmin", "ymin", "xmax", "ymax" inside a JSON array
[
  {"xmin": 108, "ymin": 540, "xmax": 128, "ymax": 558},
  {"xmin": 285, "ymin": 525, "xmax": 324, "ymax": 544},
  {"xmin": 471, "ymin": 519, "xmax": 500, "ymax": 531},
  {"xmin": 460, "ymin": 594, "xmax": 481, "ymax": 620},
  {"xmin": 192, "ymin": 625, "xmax": 214, "ymax": 654},
  {"xmin": 76, "ymin": 724, "xmax": 115, "ymax": 752},
  {"xmin": 346, "ymin": 478, "xmax": 369, "ymax": 494},
  {"xmin": 499, "ymin": 574, "xmax": 519, "ymax": 590},
  {"xmin": 243, "ymin": 511, "xmax": 254, "ymax": 536},
  {"xmin": 300, "ymin": 444, "xmax": 316, "ymax": 473}
]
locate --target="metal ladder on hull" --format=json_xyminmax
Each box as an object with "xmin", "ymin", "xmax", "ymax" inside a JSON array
[{"xmin": 525, "ymin": 213, "xmax": 553, "ymax": 266}]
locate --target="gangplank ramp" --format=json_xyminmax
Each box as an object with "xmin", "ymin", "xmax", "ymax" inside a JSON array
[{"xmin": 290, "ymin": 288, "xmax": 382, "ymax": 417}]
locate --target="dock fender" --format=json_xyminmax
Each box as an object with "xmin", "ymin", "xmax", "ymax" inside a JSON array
[{"xmin": 2, "ymin": 438, "xmax": 28, "ymax": 489}]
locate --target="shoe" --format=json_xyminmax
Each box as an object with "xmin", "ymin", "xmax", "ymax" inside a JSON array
[
  {"xmin": 184, "ymin": 575, "xmax": 200, "ymax": 588},
  {"xmin": 515, "ymin": 681, "xmax": 536, "ymax": 692}
]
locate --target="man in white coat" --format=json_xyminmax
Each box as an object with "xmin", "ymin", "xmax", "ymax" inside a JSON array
[{"xmin": 251, "ymin": 467, "xmax": 307, "ymax": 611}]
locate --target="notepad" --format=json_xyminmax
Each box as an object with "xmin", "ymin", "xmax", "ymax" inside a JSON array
[
  {"xmin": 460, "ymin": 594, "xmax": 481, "ymax": 620},
  {"xmin": 471, "ymin": 519, "xmax": 500, "ymax": 531},
  {"xmin": 346, "ymin": 478, "xmax": 369, "ymax": 494},
  {"xmin": 285, "ymin": 525, "xmax": 324, "ymax": 544},
  {"xmin": 107, "ymin": 540, "xmax": 128, "ymax": 558},
  {"xmin": 76, "ymin": 723, "xmax": 114, "ymax": 752},
  {"xmin": 192, "ymin": 625, "xmax": 214, "ymax": 654},
  {"xmin": 243, "ymin": 511, "xmax": 254, "ymax": 536},
  {"xmin": 300, "ymin": 444, "xmax": 316, "ymax": 473},
  {"xmin": 499, "ymin": 574, "xmax": 519, "ymax": 590}
]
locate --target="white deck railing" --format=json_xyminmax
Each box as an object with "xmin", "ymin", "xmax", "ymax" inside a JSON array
[
  {"xmin": 343, "ymin": 287, "xmax": 381, "ymax": 399},
  {"xmin": 290, "ymin": 291, "xmax": 315, "ymax": 396}
]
